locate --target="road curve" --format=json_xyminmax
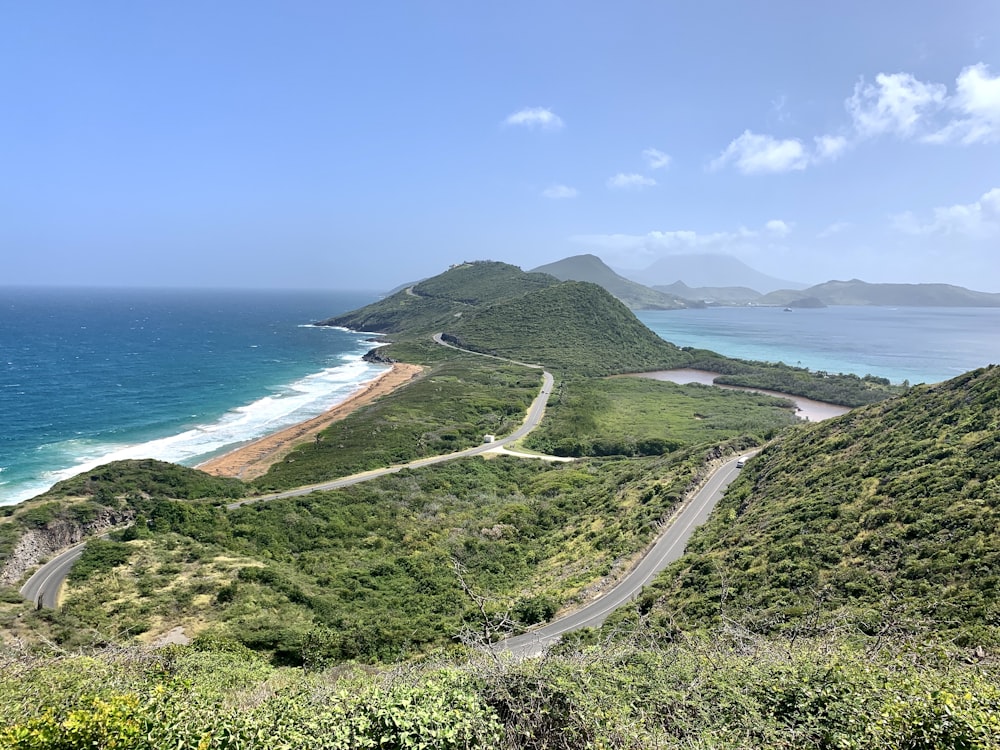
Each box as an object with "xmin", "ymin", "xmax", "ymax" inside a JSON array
[
  {"xmin": 495, "ymin": 453, "xmax": 752, "ymax": 657},
  {"xmin": 19, "ymin": 541, "xmax": 89, "ymax": 608}
]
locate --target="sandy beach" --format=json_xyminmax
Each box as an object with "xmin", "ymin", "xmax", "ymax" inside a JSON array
[
  {"xmin": 629, "ymin": 369, "xmax": 851, "ymax": 422},
  {"xmin": 197, "ymin": 362, "xmax": 424, "ymax": 480}
]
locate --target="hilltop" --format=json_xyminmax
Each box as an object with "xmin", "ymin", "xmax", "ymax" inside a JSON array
[
  {"xmin": 626, "ymin": 365, "xmax": 1000, "ymax": 645},
  {"xmin": 441, "ymin": 280, "xmax": 692, "ymax": 375},
  {"xmin": 530, "ymin": 254, "xmax": 689, "ymax": 309},
  {"xmin": 321, "ymin": 260, "xmax": 558, "ymax": 333}
]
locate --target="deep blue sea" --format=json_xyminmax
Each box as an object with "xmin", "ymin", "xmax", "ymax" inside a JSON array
[
  {"xmin": 1, "ymin": 288, "xmax": 381, "ymax": 505},
  {"xmin": 637, "ymin": 306, "xmax": 1000, "ymax": 386},
  {"xmin": 3, "ymin": 290, "xmax": 1000, "ymax": 506}
]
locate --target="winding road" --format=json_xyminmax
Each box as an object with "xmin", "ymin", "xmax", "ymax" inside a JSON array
[
  {"xmin": 20, "ymin": 333, "xmax": 750, "ymax": 654},
  {"xmin": 19, "ymin": 541, "xmax": 90, "ymax": 609},
  {"xmin": 495, "ymin": 454, "xmax": 751, "ymax": 656}
]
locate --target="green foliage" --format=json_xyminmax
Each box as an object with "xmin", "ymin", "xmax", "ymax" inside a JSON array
[
  {"xmin": 30, "ymin": 453, "xmax": 710, "ymax": 661},
  {"xmin": 44, "ymin": 459, "xmax": 246, "ymax": 501},
  {"xmin": 687, "ymin": 351, "xmax": 906, "ymax": 406},
  {"xmin": 1, "ymin": 633, "xmax": 997, "ymax": 749},
  {"xmin": 525, "ymin": 376, "xmax": 797, "ymax": 457},
  {"xmin": 443, "ymin": 281, "xmax": 693, "ymax": 375},
  {"xmin": 69, "ymin": 540, "xmax": 134, "ymax": 582},
  {"xmin": 633, "ymin": 365, "xmax": 1000, "ymax": 645},
  {"xmin": 320, "ymin": 261, "xmax": 557, "ymax": 335},
  {"xmin": 253, "ymin": 359, "xmax": 540, "ymax": 491}
]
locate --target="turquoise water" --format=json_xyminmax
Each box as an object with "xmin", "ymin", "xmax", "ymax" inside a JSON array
[
  {"xmin": 637, "ymin": 306, "xmax": 1000, "ymax": 385},
  {"xmin": 1, "ymin": 288, "xmax": 380, "ymax": 505}
]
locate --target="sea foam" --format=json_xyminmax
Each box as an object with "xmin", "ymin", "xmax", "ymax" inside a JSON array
[{"xmin": 3, "ymin": 357, "xmax": 386, "ymax": 505}]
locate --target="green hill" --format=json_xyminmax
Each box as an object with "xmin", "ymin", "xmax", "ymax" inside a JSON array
[
  {"xmin": 630, "ymin": 365, "xmax": 1000, "ymax": 644},
  {"xmin": 761, "ymin": 279, "xmax": 1000, "ymax": 306},
  {"xmin": 443, "ymin": 281, "xmax": 693, "ymax": 375},
  {"xmin": 319, "ymin": 261, "xmax": 557, "ymax": 334},
  {"xmin": 531, "ymin": 254, "xmax": 688, "ymax": 309}
]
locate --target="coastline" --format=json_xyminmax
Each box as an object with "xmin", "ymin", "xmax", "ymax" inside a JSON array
[{"xmin": 197, "ymin": 362, "xmax": 424, "ymax": 480}]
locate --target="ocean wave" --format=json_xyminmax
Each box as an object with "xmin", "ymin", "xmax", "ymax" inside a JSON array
[{"xmin": 2, "ymin": 358, "xmax": 388, "ymax": 506}]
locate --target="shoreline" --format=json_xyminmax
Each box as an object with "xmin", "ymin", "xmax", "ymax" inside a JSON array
[
  {"xmin": 628, "ymin": 369, "xmax": 851, "ymax": 422},
  {"xmin": 197, "ymin": 362, "xmax": 424, "ymax": 480}
]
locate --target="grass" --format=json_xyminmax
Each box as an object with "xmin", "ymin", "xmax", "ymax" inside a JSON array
[{"xmin": 525, "ymin": 375, "xmax": 799, "ymax": 457}]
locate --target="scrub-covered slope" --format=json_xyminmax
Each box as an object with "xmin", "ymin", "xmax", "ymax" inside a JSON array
[{"xmin": 637, "ymin": 365, "xmax": 1000, "ymax": 644}]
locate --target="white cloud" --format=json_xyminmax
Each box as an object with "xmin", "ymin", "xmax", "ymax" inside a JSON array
[
  {"xmin": 571, "ymin": 218, "xmax": 792, "ymax": 266},
  {"xmin": 931, "ymin": 63, "xmax": 1000, "ymax": 144},
  {"xmin": 846, "ymin": 64, "xmax": 1000, "ymax": 145},
  {"xmin": 607, "ymin": 173, "xmax": 656, "ymax": 189},
  {"xmin": 765, "ymin": 219, "xmax": 792, "ymax": 237},
  {"xmin": 642, "ymin": 147, "xmax": 672, "ymax": 169},
  {"xmin": 847, "ymin": 72, "xmax": 948, "ymax": 138},
  {"xmin": 709, "ymin": 131, "xmax": 810, "ymax": 174},
  {"xmin": 814, "ymin": 134, "xmax": 849, "ymax": 161},
  {"xmin": 503, "ymin": 107, "xmax": 564, "ymax": 130},
  {"xmin": 541, "ymin": 184, "xmax": 578, "ymax": 199},
  {"xmin": 892, "ymin": 187, "xmax": 1000, "ymax": 238},
  {"xmin": 712, "ymin": 63, "xmax": 999, "ymax": 178}
]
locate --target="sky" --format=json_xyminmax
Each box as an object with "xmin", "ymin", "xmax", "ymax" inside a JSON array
[{"xmin": 2, "ymin": 2, "xmax": 999, "ymax": 292}]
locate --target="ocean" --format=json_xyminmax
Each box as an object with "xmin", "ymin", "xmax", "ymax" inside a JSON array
[
  {"xmin": 637, "ymin": 306, "xmax": 1000, "ymax": 386},
  {"xmin": 3, "ymin": 290, "xmax": 999, "ymax": 506},
  {"xmin": 1, "ymin": 288, "xmax": 382, "ymax": 506}
]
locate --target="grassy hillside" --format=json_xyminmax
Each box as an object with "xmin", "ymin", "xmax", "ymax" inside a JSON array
[
  {"xmin": 444, "ymin": 281, "xmax": 693, "ymax": 375},
  {"xmin": 626, "ymin": 365, "xmax": 1000, "ymax": 645},
  {"xmin": 530, "ymin": 253, "xmax": 687, "ymax": 309},
  {"xmin": 318, "ymin": 261, "xmax": 557, "ymax": 334},
  {"xmin": 4, "ymin": 451, "xmax": 727, "ymax": 661}
]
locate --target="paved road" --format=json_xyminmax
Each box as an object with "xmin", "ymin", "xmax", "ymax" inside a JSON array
[
  {"xmin": 19, "ymin": 541, "xmax": 89, "ymax": 608},
  {"xmin": 494, "ymin": 453, "xmax": 753, "ymax": 657}
]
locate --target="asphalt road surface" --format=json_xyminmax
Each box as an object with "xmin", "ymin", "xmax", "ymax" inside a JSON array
[
  {"xmin": 494, "ymin": 453, "xmax": 752, "ymax": 657},
  {"xmin": 19, "ymin": 541, "xmax": 89, "ymax": 609}
]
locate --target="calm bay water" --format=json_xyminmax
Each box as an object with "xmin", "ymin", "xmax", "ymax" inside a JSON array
[
  {"xmin": 0, "ymin": 288, "xmax": 380, "ymax": 505},
  {"xmin": 3, "ymin": 290, "xmax": 998, "ymax": 506},
  {"xmin": 637, "ymin": 306, "xmax": 1000, "ymax": 385}
]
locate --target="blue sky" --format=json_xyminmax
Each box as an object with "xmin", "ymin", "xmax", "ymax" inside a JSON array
[{"xmin": 3, "ymin": 2, "xmax": 999, "ymax": 291}]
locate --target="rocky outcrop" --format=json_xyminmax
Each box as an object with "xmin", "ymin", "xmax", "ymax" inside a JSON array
[
  {"xmin": 0, "ymin": 507, "xmax": 135, "ymax": 587},
  {"xmin": 362, "ymin": 347, "xmax": 396, "ymax": 365}
]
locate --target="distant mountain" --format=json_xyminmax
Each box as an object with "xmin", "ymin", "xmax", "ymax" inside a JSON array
[
  {"xmin": 616, "ymin": 254, "xmax": 806, "ymax": 294},
  {"xmin": 655, "ymin": 281, "xmax": 763, "ymax": 305},
  {"xmin": 530, "ymin": 254, "xmax": 688, "ymax": 309},
  {"xmin": 760, "ymin": 279, "xmax": 1000, "ymax": 307}
]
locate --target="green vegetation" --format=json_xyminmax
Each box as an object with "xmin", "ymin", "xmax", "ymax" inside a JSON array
[
  {"xmin": 624, "ymin": 365, "xmax": 1000, "ymax": 646},
  {"xmin": 320, "ymin": 261, "xmax": 557, "ymax": 334},
  {"xmin": 9, "ymin": 452, "xmax": 720, "ymax": 661},
  {"xmin": 44, "ymin": 459, "xmax": 246, "ymax": 501},
  {"xmin": 524, "ymin": 376, "xmax": 797, "ymax": 457},
  {"xmin": 761, "ymin": 278, "xmax": 1000, "ymax": 307},
  {"xmin": 1, "ymin": 631, "xmax": 997, "ymax": 749},
  {"xmin": 444, "ymin": 281, "xmax": 692, "ymax": 375},
  {"xmin": 252, "ymin": 358, "xmax": 540, "ymax": 491},
  {"xmin": 687, "ymin": 351, "xmax": 906, "ymax": 405}
]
